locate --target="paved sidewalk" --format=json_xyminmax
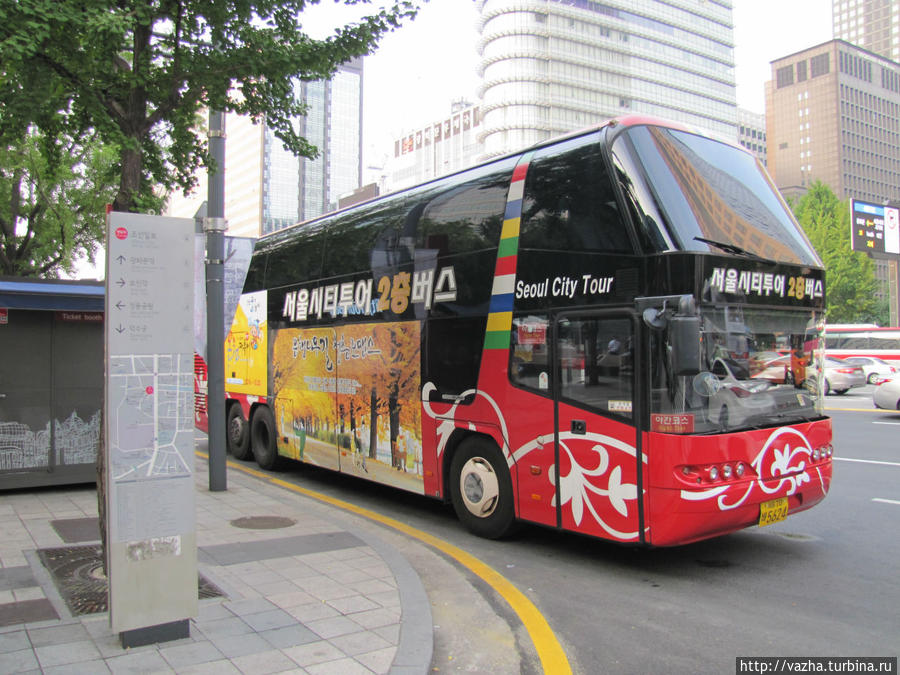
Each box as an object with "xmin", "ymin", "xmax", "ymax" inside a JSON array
[{"xmin": 0, "ymin": 454, "xmax": 432, "ymax": 674}]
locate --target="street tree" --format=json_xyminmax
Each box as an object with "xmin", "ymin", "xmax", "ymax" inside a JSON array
[
  {"xmin": 791, "ymin": 181, "xmax": 880, "ymax": 323},
  {"xmin": 0, "ymin": 130, "xmax": 119, "ymax": 277},
  {"xmin": 0, "ymin": 0, "xmax": 421, "ymax": 213}
]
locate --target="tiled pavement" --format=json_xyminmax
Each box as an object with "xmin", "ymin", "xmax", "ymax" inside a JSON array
[{"xmin": 0, "ymin": 455, "xmax": 432, "ymax": 674}]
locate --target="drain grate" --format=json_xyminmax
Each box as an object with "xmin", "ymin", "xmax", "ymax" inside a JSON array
[{"xmin": 37, "ymin": 545, "xmax": 224, "ymax": 617}]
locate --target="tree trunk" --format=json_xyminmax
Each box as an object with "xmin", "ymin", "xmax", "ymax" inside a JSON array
[{"xmin": 112, "ymin": 144, "xmax": 142, "ymax": 213}]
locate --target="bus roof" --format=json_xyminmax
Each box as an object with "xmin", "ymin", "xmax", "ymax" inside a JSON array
[{"xmin": 259, "ymin": 115, "xmax": 738, "ymax": 242}]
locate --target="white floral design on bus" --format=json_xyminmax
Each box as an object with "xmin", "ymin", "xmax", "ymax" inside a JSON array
[
  {"xmin": 548, "ymin": 432, "xmax": 643, "ymax": 539},
  {"xmin": 423, "ymin": 383, "xmax": 645, "ymax": 538},
  {"xmin": 680, "ymin": 427, "xmax": 828, "ymax": 510}
]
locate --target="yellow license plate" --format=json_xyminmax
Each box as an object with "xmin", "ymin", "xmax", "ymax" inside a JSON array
[{"xmin": 759, "ymin": 497, "xmax": 789, "ymax": 526}]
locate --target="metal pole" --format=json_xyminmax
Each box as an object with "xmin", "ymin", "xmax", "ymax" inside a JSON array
[{"xmin": 206, "ymin": 110, "xmax": 227, "ymax": 491}]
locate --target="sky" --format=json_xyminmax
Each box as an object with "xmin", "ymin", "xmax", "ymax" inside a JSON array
[
  {"xmin": 305, "ymin": 0, "xmax": 834, "ymax": 173},
  {"xmin": 71, "ymin": 0, "xmax": 835, "ymax": 278}
]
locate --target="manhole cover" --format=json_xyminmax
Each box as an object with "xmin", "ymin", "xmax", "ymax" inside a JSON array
[
  {"xmin": 230, "ymin": 516, "xmax": 296, "ymax": 530},
  {"xmin": 37, "ymin": 545, "xmax": 224, "ymax": 617}
]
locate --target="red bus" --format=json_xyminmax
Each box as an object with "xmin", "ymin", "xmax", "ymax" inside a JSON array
[
  {"xmin": 220, "ymin": 116, "xmax": 832, "ymax": 546},
  {"xmin": 824, "ymin": 325, "xmax": 900, "ymax": 365}
]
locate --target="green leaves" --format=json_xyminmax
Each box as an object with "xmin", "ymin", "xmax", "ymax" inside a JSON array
[
  {"xmin": 0, "ymin": 130, "xmax": 117, "ymax": 277},
  {"xmin": 0, "ymin": 0, "xmax": 423, "ymax": 212},
  {"xmin": 791, "ymin": 181, "xmax": 884, "ymax": 324}
]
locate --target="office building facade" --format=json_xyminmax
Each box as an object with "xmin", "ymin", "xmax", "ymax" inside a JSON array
[
  {"xmin": 766, "ymin": 39, "xmax": 900, "ymax": 204},
  {"xmin": 833, "ymin": 0, "xmax": 900, "ymax": 62},
  {"xmin": 476, "ymin": 0, "xmax": 737, "ymax": 157},
  {"xmin": 385, "ymin": 102, "xmax": 484, "ymax": 190},
  {"xmin": 738, "ymin": 108, "xmax": 767, "ymax": 166},
  {"xmin": 166, "ymin": 59, "xmax": 364, "ymax": 237},
  {"xmin": 766, "ymin": 39, "xmax": 900, "ymax": 322}
]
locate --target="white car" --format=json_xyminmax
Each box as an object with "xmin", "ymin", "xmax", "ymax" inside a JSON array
[
  {"xmin": 841, "ymin": 356, "xmax": 898, "ymax": 384},
  {"xmin": 707, "ymin": 358, "xmax": 777, "ymax": 428},
  {"xmin": 873, "ymin": 377, "xmax": 900, "ymax": 410}
]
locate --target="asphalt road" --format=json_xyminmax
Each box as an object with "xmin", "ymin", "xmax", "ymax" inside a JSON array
[{"xmin": 261, "ymin": 384, "xmax": 900, "ymax": 674}]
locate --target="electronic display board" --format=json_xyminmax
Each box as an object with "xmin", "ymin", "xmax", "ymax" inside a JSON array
[{"xmin": 851, "ymin": 199, "xmax": 900, "ymax": 255}]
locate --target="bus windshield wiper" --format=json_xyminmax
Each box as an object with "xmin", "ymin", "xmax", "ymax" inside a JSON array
[{"xmin": 694, "ymin": 237, "xmax": 770, "ymax": 261}]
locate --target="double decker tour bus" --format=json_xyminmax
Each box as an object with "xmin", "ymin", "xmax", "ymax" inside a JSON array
[{"xmin": 222, "ymin": 116, "xmax": 832, "ymax": 546}]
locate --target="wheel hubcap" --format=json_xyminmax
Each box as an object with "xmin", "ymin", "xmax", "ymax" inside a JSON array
[
  {"xmin": 459, "ymin": 457, "xmax": 500, "ymax": 518},
  {"xmin": 229, "ymin": 418, "xmax": 243, "ymax": 443}
]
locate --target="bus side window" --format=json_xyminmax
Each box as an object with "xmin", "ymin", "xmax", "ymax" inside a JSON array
[
  {"xmin": 243, "ymin": 252, "xmax": 268, "ymax": 293},
  {"xmin": 611, "ymin": 143, "xmax": 673, "ymax": 252},
  {"xmin": 417, "ymin": 173, "xmax": 511, "ymax": 254},
  {"xmin": 424, "ymin": 316, "xmax": 487, "ymax": 400},
  {"xmin": 521, "ymin": 134, "xmax": 633, "ymax": 254},
  {"xmin": 264, "ymin": 224, "xmax": 326, "ymax": 289},
  {"xmin": 558, "ymin": 317, "xmax": 634, "ymax": 420},
  {"xmin": 510, "ymin": 315, "xmax": 551, "ymax": 392}
]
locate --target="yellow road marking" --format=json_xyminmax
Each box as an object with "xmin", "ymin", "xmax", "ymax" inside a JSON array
[{"xmin": 196, "ymin": 451, "xmax": 572, "ymax": 674}]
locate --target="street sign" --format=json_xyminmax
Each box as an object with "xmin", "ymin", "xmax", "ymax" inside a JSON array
[
  {"xmin": 851, "ymin": 199, "xmax": 900, "ymax": 256},
  {"xmin": 104, "ymin": 212, "xmax": 197, "ymax": 644}
]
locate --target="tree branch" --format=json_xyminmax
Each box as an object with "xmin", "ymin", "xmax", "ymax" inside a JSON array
[{"xmin": 33, "ymin": 52, "xmax": 129, "ymax": 128}]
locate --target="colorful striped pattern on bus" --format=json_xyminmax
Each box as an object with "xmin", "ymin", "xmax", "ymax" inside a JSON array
[{"xmin": 484, "ymin": 153, "xmax": 533, "ymax": 350}]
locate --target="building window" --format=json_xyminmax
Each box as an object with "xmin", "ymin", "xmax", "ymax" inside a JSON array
[
  {"xmin": 777, "ymin": 65, "xmax": 795, "ymax": 88},
  {"xmin": 797, "ymin": 60, "xmax": 808, "ymax": 82},
  {"xmin": 810, "ymin": 53, "xmax": 830, "ymax": 78}
]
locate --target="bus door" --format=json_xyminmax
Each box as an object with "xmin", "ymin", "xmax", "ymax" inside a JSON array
[{"xmin": 554, "ymin": 313, "xmax": 644, "ymax": 542}]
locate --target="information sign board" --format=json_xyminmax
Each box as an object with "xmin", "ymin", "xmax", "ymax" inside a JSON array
[
  {"xmin": 851, "ymin": 199, "xmax": 900, "ymax": 255},
  {"xmin": 104, "ymin": 213, "xmax": 197, "ymax": 638}
]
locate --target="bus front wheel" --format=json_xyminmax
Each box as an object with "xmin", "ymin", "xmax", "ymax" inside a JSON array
[
  {"xmin": 450, "ymin": 438, "xmax": 516, "ymax": 539},
  {"xmin": 226, "ymin": 404, "xmax": 252, "ymax": 461},
  {"xmin": 250, "ymin": 406, "xmax": 283, "ymax": 471}
]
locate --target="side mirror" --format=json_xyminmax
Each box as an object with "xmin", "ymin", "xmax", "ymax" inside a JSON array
[{"xmin": 670, "ymin": 313, "xmax": 701, "ymax": 375}]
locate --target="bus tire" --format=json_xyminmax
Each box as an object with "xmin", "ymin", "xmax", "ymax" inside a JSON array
[
  {"xmin": 226, "ymin": 404, "xmax": 252, "ymax": 461},
  {"xmin": 250, "ymin": 406, "xmax": 283, "ymax": 471},
  {"xmin": 450, "ymin": 437, "xmax": 517, "ymax": 539}
]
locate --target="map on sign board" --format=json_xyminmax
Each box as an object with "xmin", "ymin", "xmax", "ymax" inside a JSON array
[{"xmin": 108, "ymin": 353, "xmax": 194, "ymax": 482}]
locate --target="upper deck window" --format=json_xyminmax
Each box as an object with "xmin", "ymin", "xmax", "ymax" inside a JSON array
[
  {"xmin": 520, "ymin": 133, "xmax": 634, "ymax": 254},
  {"xmin": 611, "ymin": 125, "xmax": 821, "ymax": 266}
]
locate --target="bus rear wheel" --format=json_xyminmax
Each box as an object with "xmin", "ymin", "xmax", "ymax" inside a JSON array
[
  {"xmin": 226, "ymin": 404, "xmax": 252, "ymax": 461},
  {"xmin": 450, "ymin": 438, "xmax": 516, "ymax": 539},
  {"xmin": 250, "ymin": 406, "xmax": 283, "ymax": 471}
]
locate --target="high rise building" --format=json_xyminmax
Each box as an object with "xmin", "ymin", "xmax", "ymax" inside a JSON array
[
  {"xmin": 476, "ymin": 0, "xmax": 737, "ymax": 157},
  {"xmin": 766, "ymin": 39, "xmax": 900, "ymax": 321},
  {"xmin": 385, "ymin": 101, "xmax": 484, "ymax": 191},
  {"xmin": 832, "ymin": 0, "xmax": 900, "ymax": 62},
  {"xmin": 766, "ymin": 40, "xmax": 900, "ymax": 204},
  {"xmin": 166, "ymin": 58, "xmax": 364, "ymax": 237},
  {"xmin": 737, "ymin": 108, "xmax": 767, "ymax": 167}
]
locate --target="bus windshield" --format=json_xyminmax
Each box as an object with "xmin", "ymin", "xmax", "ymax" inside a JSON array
[
  {"xmin": 651, "ymin": 307, "xmax": 825, "ymax": 434},
  {"xmin": 612, "ymin": 125, "xmax": 821, "ymax": 266}
]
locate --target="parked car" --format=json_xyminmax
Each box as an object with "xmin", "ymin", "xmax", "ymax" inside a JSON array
[
  {"xmin": 873, "ymin": 377, "xmax": 900, "ymax": 410},
  {"xmin": 841, "ymin": 356, "xmax": 898, "ymax": 384},
  {"xmin": 810, "ymin": 356, "xmax": 867, "ymax": 395}
]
